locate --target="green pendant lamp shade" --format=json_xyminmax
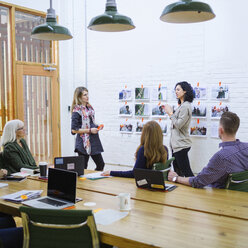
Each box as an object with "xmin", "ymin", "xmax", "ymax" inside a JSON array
[
  {"xmin": 160, "ymin": 0, "xmax": 215, "ymax": 23},
  {"xmin": 31, "ymin": 0, "xmax": 72, "ymax": 40},
  {"xmin": 88, "ymin": 0, "xmax": 135, "ymax": 32}
]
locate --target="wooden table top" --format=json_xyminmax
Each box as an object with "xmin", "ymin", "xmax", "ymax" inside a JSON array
[
  {"xmin": 72, "ymin": 171, "xmax": 248, "ymax": 221},
  {"xmin": 0, "ymin": 179, "xmax": 248, "ymax": 248}
]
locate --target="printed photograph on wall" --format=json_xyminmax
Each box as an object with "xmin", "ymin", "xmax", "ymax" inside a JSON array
[
  {"xmin": 135, "ymin": 87, "xmax": 149, "ymax": 100},
  {"xmin": 135, "ymin": 104, "xmax": 149, "ymax": 117},
  {"xmin": 156, "ymin": 120, "xmax": 167, "ymax": 135},
  {"xmin": 192, "ymin": 103, "xmax": 207, "ymax": 118},
  {"xmin": 119, "ymin": 89, "xmax": 132, "ymax": 101},
  {"xmin": 211, "ymin": 121, "xmax": 219, "ymax": 138},
  {"xmin": 193, "ymin": 86, "xmax": 207, "ymax": 99},
  {"xmin": 211, "ymin": 85, "xmax": 229, "ymax": 100},
  {"xmin": 190, "ymin": 119, "xmax": 207, "ymax": 137},
  {"xmin": 151, "ymin": 104, "xmax": 167, "ymax": 117},
  {"xmin": 119, "ymin": 103, "xmax": 132, "ymax": 116},
  {"xmin": 135, "ymin": 120, "xmax": 147, "ymax": 134},
  {"xmin": 120, "ymin": 120, "xmax": 133, "ymax": 133},
  {"xmin": 151, "ymin": 85, "xmax": 167, "ymax": 101},
  {"xmin": 211, "ymin": 104, "xmax": 229, "ymax": 119}
]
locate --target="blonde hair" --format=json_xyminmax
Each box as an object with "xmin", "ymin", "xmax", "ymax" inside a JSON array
[
  {"xmin": 71, "ymin": 87, "xmax": 88, "ymax": 113},
  {"xmin": 135, "ymin": 121, "xmax": 167, "ymax": 168},
  {"xmin": 0, "ymin": 119, "xmax": 24, "ymax": 146}
]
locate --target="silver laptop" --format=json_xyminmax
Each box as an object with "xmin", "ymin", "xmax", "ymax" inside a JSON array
[
  {"xmin": 54, "ymin": 156, "xmax": 85, "ymax": 176},
  {"xmin": 24, "ymin": 168, "xmax": 77, "ymax": 209}
]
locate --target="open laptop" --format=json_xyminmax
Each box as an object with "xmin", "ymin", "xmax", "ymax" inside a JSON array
[
  {"xmin": 133, "ymin": 168, "xmax": 177, "ymax": 191},
  {"xmin": 54, "ymin": 156, "xmax": 85, "ymax": 176},
  {"xmin": 23, "ymin": 168, "xmax": 77, "ymax": 209}
]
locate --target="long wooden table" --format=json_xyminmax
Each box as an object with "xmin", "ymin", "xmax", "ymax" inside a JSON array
[
  {"xmin": 72, "ymin": 172, "xmax": 248, "ymax": 221},
  {"xmin": 0, "ymin": 179, "xmax": 248, "ymax": 248}
]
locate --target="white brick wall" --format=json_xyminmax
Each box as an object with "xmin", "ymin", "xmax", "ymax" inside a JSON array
[{"xmin": 5, "ymin": 0, "xmax": 248, "ymax": 173}]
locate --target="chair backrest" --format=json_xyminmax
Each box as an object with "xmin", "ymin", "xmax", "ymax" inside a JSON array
[
  {"xmin": 19, "ymin": 206, "xmax": 100, "ymax": 248},
  {"xmin": 225, "ymin": 170, "xmax": 248, "ymax": 192},
  {"xmin": 153, "ymin": 157, "xmax": 175, "ymax": 180}
]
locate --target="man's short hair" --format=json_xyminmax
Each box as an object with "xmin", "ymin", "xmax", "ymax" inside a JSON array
[{"xmin": 220, "ymin": 112, "xmax": 240, "ymax": 135}]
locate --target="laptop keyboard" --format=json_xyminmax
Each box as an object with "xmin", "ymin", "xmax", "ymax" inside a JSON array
[{"xmin": 38, "ymin": 198, "xmax": 66, "ymax": 207}]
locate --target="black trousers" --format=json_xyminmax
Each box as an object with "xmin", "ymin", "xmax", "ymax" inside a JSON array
[
  {"xmin": 172, "ymin": 147, "xmax": 194, "ymax": 177},
  {"xmin": 78, "ymin": 152, "xmax": 105, "ymax": 171}
]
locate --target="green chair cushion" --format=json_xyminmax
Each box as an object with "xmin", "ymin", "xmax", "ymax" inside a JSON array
[
  {"xmin": 153, "ymin": 157, "xmax": 175, "ymax": 180},
  {"xmin": 225, "ymin": 170, "xmax": 248, "ymax": 192}
]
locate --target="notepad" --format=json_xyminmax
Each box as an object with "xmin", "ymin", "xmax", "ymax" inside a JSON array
[
  {"xmin": 81, "ymin": 172, "xmax": 112, "ymax": 180},
  {"xmin": 1, "ymin": 190, "xmax": 43, "ymax": 203}
]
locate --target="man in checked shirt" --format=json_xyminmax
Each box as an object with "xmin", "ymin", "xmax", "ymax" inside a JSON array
[{"xmin": 168, "ymin": 111, "xmax": 248, "ymax": 188}]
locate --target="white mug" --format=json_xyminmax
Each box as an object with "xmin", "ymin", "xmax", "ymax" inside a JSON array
[{"xmin": 117, "ymin": 193, "xmax": 131, "ymax": 211}]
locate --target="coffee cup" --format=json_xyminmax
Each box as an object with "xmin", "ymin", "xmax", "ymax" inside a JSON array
[
  {"xmin": 39, "ymin": 162, "xmax": 48, "ymax": 177},
  {"xmin": 117, "ymin": 193, "xmax": 131, "ymax": 211}
]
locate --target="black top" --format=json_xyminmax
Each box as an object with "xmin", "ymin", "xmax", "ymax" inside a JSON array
[{"xmin": 71, "ymin": 112, "xmax": 104, "ymax": 155}]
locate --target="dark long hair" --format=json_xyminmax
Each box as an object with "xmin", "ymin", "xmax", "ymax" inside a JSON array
[{"xmin": 175, "ymin": 81, "xmax": 194, "ymax": 104}]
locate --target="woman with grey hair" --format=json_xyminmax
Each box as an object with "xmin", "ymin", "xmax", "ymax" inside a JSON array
[{"xmin": 1, "ymin": 119, "xmax": 37, "ymax": 174}]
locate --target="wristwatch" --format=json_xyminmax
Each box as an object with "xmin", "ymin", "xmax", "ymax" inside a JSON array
[{"xmin": 172, "ymin": 176, "xmax": 178, "ymax": 182}]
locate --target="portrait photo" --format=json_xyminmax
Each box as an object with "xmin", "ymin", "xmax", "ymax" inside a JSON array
[
  {"xmin": 156, "ymin": 120, "xmax": 167, "ymax": 135},
  {"xmin": 193, "ymin": 86, "xmax": 207, "ymax": 99},
  {"xmin": 119, "ymin": 104, "xmax": 132, "ymax": 116},
  {"xmin": 211, "ymin": 85, "xmax": 229, "ymax": 100},
  {"xmin": 135, "ymin": 104, "xmax": 149, "ymax": 116},
  {"xmin": 191, "ymin": 103, "xmax": 207, "ymax": 118},
  {"xmin": 151, "ymin": 104, "xmax": 166, "ymax": 117},
  {"xmin": 135, "ymin": 87, "xmax": 149, "ymax": 100},
  {"xmin": 151, "ymin": 86, "xmax": 167, "ymax": 101},
  {"xmin": 190, "ymin": 120, "xmax": 207, "ymax": 137},
  {"xmin": 211, "ymin": 104, "xmax": 229, "ymax": 119},
  {"xmin": 119, "ymin": 89, "xmax": 132, "ymax": 101},
  {"xmin": 120, "ymin": 121, "xmax": 133, "ymax": 133},
  {"xmin": 135, "ymin": 120, "xmax": 147, "ymax": 133}
]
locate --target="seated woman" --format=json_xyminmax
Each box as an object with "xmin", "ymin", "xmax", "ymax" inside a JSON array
[
  {"xmin": 1, "ymin": 120, "xmax": 37, "ymax": 175},
  {"xmin": 102, "ymin": 121, "xmax": 168, "ymax": 178}
]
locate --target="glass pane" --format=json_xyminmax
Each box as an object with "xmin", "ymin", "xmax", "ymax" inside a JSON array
[
  {"xmin": 15, "ymin": 11, "xmax": 51, "ymax": 63},
  {"xmin": 0, "ymin": 6, "xmax": 12, "ymax": 134},
  {"xmin": 23, "ymin": 75, "xmax": 53, "ymax": 162}
]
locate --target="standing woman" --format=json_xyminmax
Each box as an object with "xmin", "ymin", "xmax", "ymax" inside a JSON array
[
  {"xmin": 71, "ymin": 87, "xmax": 105, "ymax": 171},
  {"xmin": 164, "ymin": 81, "xmax": 194, "ymax": 177},
  {"xmin": 1, "ymin": 120, "xmax": 37, "ymax": 174}
]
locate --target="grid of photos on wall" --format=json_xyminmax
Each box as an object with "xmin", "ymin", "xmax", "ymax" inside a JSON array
[
  {"xmin": 119, "ymin": 82, "xmax": 230, "ymax": 138},
  {"xmin": 190, "ymin": 82, "xmax": 229, "ymax": 138},
  {"xmin": 119, "ymin": 85, "xmax": 168, "ymax": 135}
]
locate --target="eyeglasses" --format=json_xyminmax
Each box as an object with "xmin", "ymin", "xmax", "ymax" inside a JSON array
[{"xmin": 16, "ymin": 127, "xmax": 24, "ymax": 131}]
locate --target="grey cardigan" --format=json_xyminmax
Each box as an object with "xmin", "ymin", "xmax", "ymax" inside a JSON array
[{"xmin": 170, "ymin": 101, "xmax": 192, "ymax": 153}]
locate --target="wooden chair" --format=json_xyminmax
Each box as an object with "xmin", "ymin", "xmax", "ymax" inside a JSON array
[
  {"xmin": 19, "ymin": 206, "xmax": 100, "ymax": 248},
  {"xmin": 225, "ymin": 170, "xmax": 248, "ymax": 192},
  {"xmin": 153, "ymin": 157, "xmax": 175, "ymax": 180}
]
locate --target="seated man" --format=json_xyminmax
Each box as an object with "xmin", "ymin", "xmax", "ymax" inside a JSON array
[{"xmin": 168, "ymin": 112, "xmax": 248, "ymax": 188}]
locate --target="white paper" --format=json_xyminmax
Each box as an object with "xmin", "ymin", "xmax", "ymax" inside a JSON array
[
  {"xmin": 0, "ymin": 183, "xmax": 8, "ymax": 188},
  {"xmin": 1, "ymin": 190, "xmax": 43, "ymax": 203},
  {"xmin": 94, "ymin": 209, "xmax": 129, "ymax": 225},
  {"xmin": 11, "ymin": 172, "xmax": 31, "ymax": 178},
  {"xmin": 82, "ymin": 172, "xmax": 112, "ymax": 180}
]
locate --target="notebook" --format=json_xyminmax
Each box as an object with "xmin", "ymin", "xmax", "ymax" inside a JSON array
[
  {"xmin": 133, "ymin": 168, "xmax": 177, "ymax": 191},
  {"xmin": 54, "ymin": 156, "xmax": 85, "ymax": 176},
  {"xmin": 23, "ymin": 168, "xmax": 77, "ymax": 209}
]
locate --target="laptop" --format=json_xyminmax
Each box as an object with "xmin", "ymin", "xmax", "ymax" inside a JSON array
[
  {"xmin": 54, "ymin": 156, "xmax": 85, "ymax": 176},
  {"xmin": 133, "ymin": 168, "xmax": 177, "ymax": 191},
  {"xmin": 24, "ymin": 168, "xmax": 77, "ymax": 209}
]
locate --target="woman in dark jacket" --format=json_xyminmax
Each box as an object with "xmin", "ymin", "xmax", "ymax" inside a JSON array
[
  {"xmin": 71, "ymin": 87, "xmax": 105, "ymax": 171},
  {"xmin": 102, "ymin": 121, "xmax": 168, "ymax": 178},
  {"xmin": 1, "ymin": 120, "xmax": 37, "ymax": 175}
]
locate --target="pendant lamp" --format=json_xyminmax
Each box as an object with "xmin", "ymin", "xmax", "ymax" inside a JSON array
[
  {"xmin": 31, "ymin": 0, "xmax": 73, "ymax": 40},
  {"xmin": 160, "ymin": 0, "xmax": 215, "ymax": 23},
  {"xmin": 88, "ymin": 0, "xmax": 135, "ymax": 32}
]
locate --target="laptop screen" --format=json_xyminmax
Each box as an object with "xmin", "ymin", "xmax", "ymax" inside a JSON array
[{"xmin": 47, "ymin": 168, "xmax": 77, "ymax": 203}]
